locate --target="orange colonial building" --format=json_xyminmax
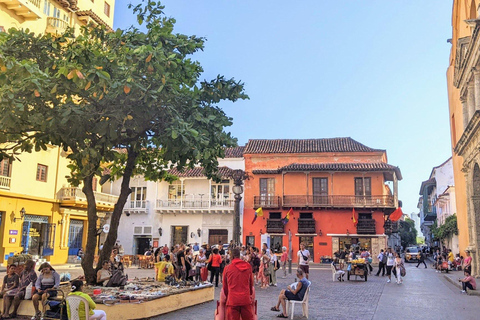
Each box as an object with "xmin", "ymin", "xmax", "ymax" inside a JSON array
[{"xmin": 242, "ymin": 138, "xmax": 402, "ymax": 263}]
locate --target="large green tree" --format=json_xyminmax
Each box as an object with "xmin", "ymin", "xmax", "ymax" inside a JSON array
[
  {"xmin": 0, "ymin": 1, "xmax": 247, "ymax": 283},
  {"xmin": 399, "ymin": 217, "xmax": 417, "ymax": 249}
]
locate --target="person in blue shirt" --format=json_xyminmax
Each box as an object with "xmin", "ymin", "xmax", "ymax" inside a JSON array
[
  {"xmin": 270, "ymin": 269, "xmax": 310, "ymax": 318},
  {"xmin": 193, "ymin": 242, "xmax": 199, "ymax": 251}
]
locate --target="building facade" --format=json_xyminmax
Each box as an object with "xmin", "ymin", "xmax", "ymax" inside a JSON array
[
  {"xmin": 242, "ymin": 138, "xmax": 402, "ymax": 262},
  {"xmin": 418, "ymin": 158, "xmax": 457, "ymax": 251},
  {"xmin": 447, "ymin": 0, "xmax": 480, "ymax": 275},
  {"xmin": 104, "ymin": 147, "xmax": 245, "ymax": 254},
  {"xmin": 0, "ymin": 0, "xmax": 116, "ymax": 265},
  {"xmin": 0, "ymin": 0, "xmax": 114, "ymax": 35}
]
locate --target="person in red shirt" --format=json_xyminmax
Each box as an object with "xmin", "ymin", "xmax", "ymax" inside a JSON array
[{"xmin": 223, "ymin": 248, "xmax": 254, "ymax": 320}]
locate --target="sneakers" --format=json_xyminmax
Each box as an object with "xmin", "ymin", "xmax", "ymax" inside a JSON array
[
  {"xmin": 461, "ymin": 290, "xmax": 466, "ymax": 293},
  {"xmin": 387, "ymin": 279, "xmax": 391, "ymax": 283}
]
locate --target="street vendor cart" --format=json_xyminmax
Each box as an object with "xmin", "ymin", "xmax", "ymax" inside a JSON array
[{"xmin": 347, "ymin": 260, "xmax": 368, "ymax": 281}]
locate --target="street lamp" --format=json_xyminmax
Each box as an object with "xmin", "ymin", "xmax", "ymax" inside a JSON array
[{"xmin": 230, "ymin": 169, "xmax": 248, "ymax": 246}]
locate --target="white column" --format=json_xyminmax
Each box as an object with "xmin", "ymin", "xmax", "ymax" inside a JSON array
[
  {"xmin": 474, "ymin": 68, "xmax": 480, "ymax": 111},
  {"xmin": 462, "ymin": 97, "xmax": 469, "ymax": 129},
  {"xmin": 468, "ymin": 81, "xmax": 476, "ymax": 121},
  {"xmin": 180, "ymin": 179, "xmax": 184, "ymax": 208},
  {"xmin": 208, "ymin": 180, "xmax": 212, "ymax": 208}
]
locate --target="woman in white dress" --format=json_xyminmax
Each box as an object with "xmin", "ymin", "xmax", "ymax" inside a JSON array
[{"xmin": 393, "ymin": 252, "xmax": 404, "ymax": 284}]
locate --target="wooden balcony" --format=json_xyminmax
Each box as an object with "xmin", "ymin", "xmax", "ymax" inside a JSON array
[
  {"xmin": 59, "ymin": 187, "xmax": 118, "ymax": 211},
  {"xmin": 46, "ymin": 17, "xmax": 69, "ymax": 34},
  {"xmin": 266, "ymin": 219, "xmax": 284, "ymax": 233},
  {"xmin": 384, "ymin": 220, "xmax": 399, "ymax": 235},
  {"xmin": 298, "ymin": 219, "xmax": 316, "ymax": 234},
  {"xmin": 0, "ymin": 0, "xmax": 42, "ymax": 20},
  {"xmin": 283, "ymin": 195, "xmax": 395, "ymax": 209},
  {"xmin": 356, "ymin": 219, "xmax": 376, "ymax": 235},
  {"xmin": 0, "ymin": 176, "xmax": 11, "ymax": 190},
  {"xmin": 253, "ymin": 196, "xmax": 281, "ymax": 209}
]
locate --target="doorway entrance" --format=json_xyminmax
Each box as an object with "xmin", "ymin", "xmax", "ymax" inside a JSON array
[
  {"xmin": 135, "ymin": 237, "xmax": 151, "ymax": 255},
  {"xmin": 21, "ymin": 215, "xmax": 54, "ymax": 257},
  {"xmin": 270, "ymin": 235, "xmax": 283, "ymax": 254},
  {"xmin": 299, "ymin": 236, "xmax": 314, "ymax": 261},
  {"xmin": 209, "ymin": 229, "xmax": 228, "ymax": 246},
  {"xmin": 171, "ymin": 226, "xmax": 188, "ymax": 246}
]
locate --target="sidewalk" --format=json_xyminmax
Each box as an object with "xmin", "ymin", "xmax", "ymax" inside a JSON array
[{"xmin": 443, "ymin": 272, "xmax": 480, "ymax": 296}]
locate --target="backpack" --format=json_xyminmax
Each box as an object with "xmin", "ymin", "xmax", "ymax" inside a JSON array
[{"xmin": 381, "ymin": 253, "xmax": 387, "ymax": 264}]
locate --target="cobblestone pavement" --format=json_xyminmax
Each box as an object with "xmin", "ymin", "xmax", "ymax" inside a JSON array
[
  {"xmin": 5, "ymin": 263, "xmax": 480, "ymax": 320},
  {"xmin": 158, "ymin": 263, "xmax": 480, "ymax": 320}
]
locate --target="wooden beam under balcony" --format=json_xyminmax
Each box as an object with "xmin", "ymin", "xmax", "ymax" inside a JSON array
[{"xmin": 0, "ymin": 0, "xmax": 42, "ymax": 20}]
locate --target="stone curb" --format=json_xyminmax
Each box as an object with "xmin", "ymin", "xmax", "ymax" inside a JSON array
[{"xmin": 443, "ymin": 274, "xmax": 480, "ymax": 296}]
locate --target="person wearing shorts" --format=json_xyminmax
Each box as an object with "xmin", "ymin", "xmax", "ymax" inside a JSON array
[
  {"xmin": 271, "ymin": 269, "xmax": 310, "ymax": 318},
  {"xmin": 297, "ymin": 243, "xmax": 311, "ymax": 279},
  {"xmin": 385, "ymin": 248, "xmax": 395, "ymax": 283}
]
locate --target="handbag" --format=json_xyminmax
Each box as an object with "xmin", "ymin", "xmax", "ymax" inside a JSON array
[
  {"xmin": 275, "ymin": 259, "xmax": 280, "ymax": 270},
  {"xmin": 188, "ymin": 269, "xmax": 196, "ymax": 277},
  {"xmin": 25, "ymin": 283, "xmax": 33, "ymax": 300},
  {"xmin": 207, "ymin": 261, "xmax": 212, "ymax": 271},
  {"xmin": 400, "ymin": 265, "xmax": 406, "ymax": 277},
  {"xmin": 200, "ymin": 267, "xmax": 208, "ymax": 281}
]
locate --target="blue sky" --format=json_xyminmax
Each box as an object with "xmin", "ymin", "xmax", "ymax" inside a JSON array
[{"xmin": 114, "ymin": 1, "xmax": 453, "ymax": 218}]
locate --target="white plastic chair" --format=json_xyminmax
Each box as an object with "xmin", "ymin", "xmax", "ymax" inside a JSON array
[
  {"xmin": 286, "ymin": 281, "xmax": 310, "ymax": 319},
  {"xmin": 66, "ymin": 295, "xmax": 90, "ymax": 320},
  {"xmin": 331, "ymin": 263, "xmax": 337, "ymax": 281}
]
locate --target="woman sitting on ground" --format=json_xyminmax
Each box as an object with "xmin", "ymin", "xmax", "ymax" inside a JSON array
[
  {"xmin": 67, "ymin": 279, "xmax": 107, "ymax": 320},
  {"xmin": 97, "ymin": 261, "xmax": 112, "ymax": 286},
  {"xmin": 459, "ymin": 270, "xmax": 477, "ymax": 294},
  {"xmin": 31, "ymin": 263, "xmax": 60, "ymax": 320}
]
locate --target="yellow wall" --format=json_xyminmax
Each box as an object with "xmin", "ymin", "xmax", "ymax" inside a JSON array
[
  {"xmin": 1, "ymin": 0, "xmax": 115, "ymax": 34},
  {"xmin": 447, "ymin": 0, "xmax": 478, "ymax": 256}
]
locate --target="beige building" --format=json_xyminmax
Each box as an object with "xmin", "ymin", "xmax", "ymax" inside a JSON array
[
  {"xmin": 0, "ymin": 0, "xmax": 116, "ymax": 264},
  {"xmin": 448, "ymin": 0, "xmax": 480, "ymax": 276}
]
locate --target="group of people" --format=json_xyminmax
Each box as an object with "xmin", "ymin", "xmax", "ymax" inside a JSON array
[
  {"xmin": 153, "ymin": 241, "xmax": 297, "ymax": 289},
  {"xmin": 0, "ymin": 260, "xmax": 106, "ymax": 320}
]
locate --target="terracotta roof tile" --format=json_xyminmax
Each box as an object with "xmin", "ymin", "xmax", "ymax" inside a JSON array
[
  {"xmin": 252, "ymin": 162, "xmax": 402, "ymax": 179},
  {"xmin": 168, "ymin": 166, "xmax": 235, "ymax": 178},
  {"xmin": 224, "ymin": 146, "xmax": 245, "ymax": 158},
  {"xmin": 244, "ymin": 138, "xmax": 383, "ymax": 154}
]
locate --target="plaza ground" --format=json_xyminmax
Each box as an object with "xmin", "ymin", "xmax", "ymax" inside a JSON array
[{"xmin": 2, "ymin": 262, "xmax": 479, "ymax": 320}]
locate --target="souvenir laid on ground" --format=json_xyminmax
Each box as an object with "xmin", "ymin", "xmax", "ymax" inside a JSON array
[{"xmin": 84, "ymin": 278, "xmax": 212, "ymax": 305}]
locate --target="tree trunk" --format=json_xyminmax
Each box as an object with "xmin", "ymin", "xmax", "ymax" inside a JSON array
[
  {"xmin": 95, "ymin": 149, "xmax": 138, "ymax": 275},
  {"xmin": 81, "ymin": 174, "xmax": 98, "ymax": 284}
]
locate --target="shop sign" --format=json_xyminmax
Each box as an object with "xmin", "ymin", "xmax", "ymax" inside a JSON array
[
  {"xmin": 318, "ymin": 242, "xmax": 328, "ymax": 246},
  {"xmin": 9, "ymin": 230, "xmax": 18, "ymax": 235}
]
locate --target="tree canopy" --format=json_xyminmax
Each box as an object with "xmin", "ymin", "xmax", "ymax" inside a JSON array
[
  {"xmin": 398, "ymin": 217, "xmax": 417, "ymax": 249},
  {"xmin": 0, "ymin": 1, "xmax": 248, "ymax": 283}
]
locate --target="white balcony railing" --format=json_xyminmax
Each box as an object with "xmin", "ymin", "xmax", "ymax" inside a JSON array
[
  {"xmin": 0, "ymin": 176, "xmax": 11, "ymax": 189},
  {"xmin": 46, "ymin": 17, "xmax": 68, "ymax": 34},
  {"xmin": 125, "ymin": 200, "xmax": 148, "ymax": 209},
  {"xmin": 156, "ymin": 197, "xmax": 234, "ymax": 209},
  {"xmin": 59, "ymin": 187, "xmax": 118, "ymax": 205}
]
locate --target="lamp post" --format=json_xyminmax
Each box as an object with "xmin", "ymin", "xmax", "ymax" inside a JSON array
[{"xmin": 231, "ymin": 169, "xmax": 248, "ymax": 246}]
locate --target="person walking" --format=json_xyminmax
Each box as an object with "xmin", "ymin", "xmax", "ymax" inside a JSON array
[
  {"xmin": 376, "ymin": 249, "xmax": 386, "ymax": 276},
  {"xmin": 385, "ymin": 248, "xmax": 395, "ymax": 283},
  {"xmin": 223, "ymin": 248, "xmax": 254, "ymax": 320},
  {"xmin": 416, "ymin": 250, "xmax": 427, "ymax": 268},
  {"xmin": 269, "ymin": 251, "xmax": 278, "ymax": 286},
  {"xmin": 280, "ymin": 246, "xmax": 288, "ymax": 279},
  {"xmin": 297, "ymin": 243, "xmax": 311, "ymax": 279},
  {"xmin": 393, "ymin": 252, "xmax": 404, "ymax": 285}
]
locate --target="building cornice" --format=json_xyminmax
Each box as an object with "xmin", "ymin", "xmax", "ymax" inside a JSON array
[{"xmin": 454, "ymin": 110, "xmax": 480, "ymax": 156}]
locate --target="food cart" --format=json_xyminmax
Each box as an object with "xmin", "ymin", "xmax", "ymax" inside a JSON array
[{"xmin": 347, "ymin": 259, "xmax": 368, "ymax": 281}]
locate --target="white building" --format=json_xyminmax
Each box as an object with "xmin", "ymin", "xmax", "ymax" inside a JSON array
[
  {"xmin": 418, "ymin": 158, "xmax": 457, "ymax": 251},
  {"xmin": 103, "ymin": 147, "xmax": 245, "ymax": 255}
]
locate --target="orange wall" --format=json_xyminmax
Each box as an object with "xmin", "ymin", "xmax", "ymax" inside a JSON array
[
  {"xmin": 446, "ymin": 0, "xmax": 474, "ymax": 256},
  {"xmin": 242, "ymin": 208, "xmax": 385, "ymax": 262}
]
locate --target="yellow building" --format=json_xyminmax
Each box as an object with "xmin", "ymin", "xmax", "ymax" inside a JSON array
[
  {"xmin": 447, "ymin": 0, "xmax": 480, "ymax": 276},
  {"xmin": 0, "ymin": 0, "xmax": 114, "ymax": 34},
  {"xmin": 0, "ymin": 0, "xmax": 116, "ymax": 265}
]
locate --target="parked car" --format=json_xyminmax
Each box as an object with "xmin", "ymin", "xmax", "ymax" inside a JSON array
[{"xmin": 405, "ymin": 247, "xmax": 421, "ymax": 263}]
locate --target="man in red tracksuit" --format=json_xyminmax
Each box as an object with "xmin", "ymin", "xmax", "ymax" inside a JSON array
[{"xmin": 223, "ymin": 248, "xmax": 255, "ymax": 320}]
